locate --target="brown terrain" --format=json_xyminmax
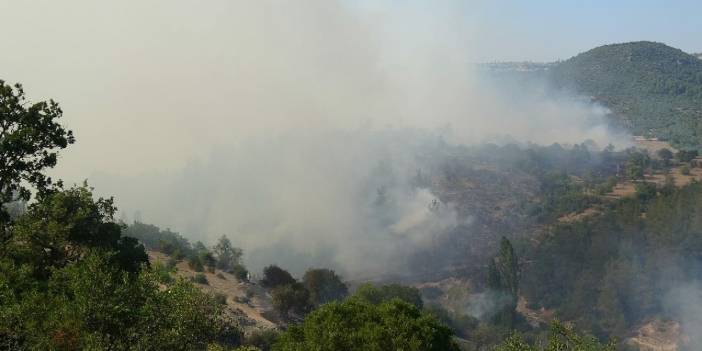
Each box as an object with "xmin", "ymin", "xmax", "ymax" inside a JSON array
[{"xmin": 148, "ymin": 251, "xmax": 278, "ymax": 334}]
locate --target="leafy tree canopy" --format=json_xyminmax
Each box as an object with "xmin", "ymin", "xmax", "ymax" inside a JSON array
[
  {"xmin": 353, "ymin": 283, "xmax": 424, "ymax": 309},
  {"xmin": 302, "ymin": 268, "xmax": 348, "ymax": 306},
  {"xmin": 0, "ymin": 80, "xmax": 74, "ymax": 238},
  {"xmin": 272, "ymin": 299, "xmax": 460, "ymax": 351}
]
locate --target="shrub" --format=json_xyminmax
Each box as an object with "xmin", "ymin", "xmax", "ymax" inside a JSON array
[
  {"xmin": 272, "ymin": 299, "xmax": 459, "ymax": 351},
  {"xmin": 681, "ymin": 164, "xmax": 691, "ymax": 175},
  {"xmin": 234, "ymin": 296, "xmax": 250, "ymax": 304},
  {"xmin": 230, "ymin": 264, "xmax": 249, "ymax": 282},
  {"xmin": 188, "ymin": 256, "xmax": 205, "ymax": 272},
  {"xmin": 153, "ymin": 262, "xmax": 175, "ymax": 284},
  {"xmin": 260, "ymin": 265, "xmax": 295, "ymax": 289},
  {"xmin": 271, "ymin": 282, "xmax": 311, "ymax": 319},
  {"xmin": 166, "ymin": 257, "xmax": 179, "ymax": 269},
  {"xmin": 635, "ymin": 181, "xmax": 658, "ymax": 201},
  {"xmin": 302, "ymin": 268, "xmax": 348, "ymax": 306},
  {"xmin": 353, "ymin": 283, "xmax": 423, "ymax": 309},
  {"xmin": 214, "ymin": 293, "xmax": 228, "ymax": 305},
  {"xmin": 245, "ymin": 329, "xmax": 280, "ymax": 351},
  {"xmin": 192, "ymin": 273, "xmax": 209, "ymax": 285}
]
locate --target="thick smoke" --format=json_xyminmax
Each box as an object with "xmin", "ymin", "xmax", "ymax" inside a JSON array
[
  {"xmin": 664, "ymin": 283, "xmax": 702, "ymax": 349},
  {"xmin": 2, "ymin": 1, "xmax": 628, "ymax": 275}
]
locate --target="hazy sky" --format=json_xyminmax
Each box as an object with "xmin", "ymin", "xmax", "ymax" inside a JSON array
[{"xmin": 354, "ymin": 0, "xmax": 702, "ymax": 62}]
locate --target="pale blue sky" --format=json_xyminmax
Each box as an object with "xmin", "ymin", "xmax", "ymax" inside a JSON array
[{"xmin": 354, "ymin": 0, "xmax": 702, "ymax": 62}]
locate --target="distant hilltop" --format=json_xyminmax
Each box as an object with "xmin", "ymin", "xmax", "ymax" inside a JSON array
[{"xmin": 482, "ymin": 41, "xmax": 702, "ymax": 149}]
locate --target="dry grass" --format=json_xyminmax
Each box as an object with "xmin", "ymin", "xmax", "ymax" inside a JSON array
[
  {"xmin": 627, "ymin": 319, "xmax": 685, "ymax": 351},
  {"xmin": 148, "ymin": 251, "xmax": 277, "ymax": 331}
]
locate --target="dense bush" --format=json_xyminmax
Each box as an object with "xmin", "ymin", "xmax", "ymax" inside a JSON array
[
  {"xmin": 522, "ymin": 182, "xmax": 702, "ymax": 340},
  {"xmin": 353, "ymin": 283, "xmax": 424, "ymax": 309},
  {"xmin": 0, "ymin": 187, "xmax": 231, "ymax": 349},
  {"xmin": 302, "ymin": 268, "xmax": 348, "ymax": 306},
  {"xmin": 271, "ymin": 282, "xmax": 311, "ymax": 320},
  {"xmin": 261, "ymin": 265, "xmax": 296, "ymax": 289},
  {"xmin": 193, "ymin": 273, "xmax": 209, "ymax": 285},
  {"xmin": 272, "ymin": 298, "xmax": 460, "ymax": 351}
]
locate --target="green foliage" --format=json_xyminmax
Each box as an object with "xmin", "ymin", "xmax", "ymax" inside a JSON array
[
  {"xmin": 302, "ymin": 268, "xmax": 348, "ymax": 306},
  {"xmin": 680, "ymin": 164, "xmax": 691, "ymax": 175},
  {"xmin": 521, "ymin": 182, "xmax": 702, "ymax": 340},
  {"xmin": 229, "ymin": 263, "xmax": 249, "ymax": 281},
  {"xmin": 5, "ymin": 185, "xmax": 148, "ymax": 277},
  {"xmin": 625, "ymin": 151, "xmax": 649, "ymax": 180},
  {"xmin": 193, "ymin": 273, "xmax": 209, "ymax": 285},
  {"xmin": 213, "ymin": 293, "xmax": 228, "ymax": 305},
  {"xmin": 244, "ymin": 329, "xmax": 280, "ymax": 351},
  {"xmin": 124, "ymin": 221, "xmax": 193, "ymax": 257},
  {"xmin": 487, "ymin": 238, "xmax": 520, "ymax": 328},
  {"xmin": 0, "ymin": 187, "xmax": 232, "ymax": 349},
  {"xmin": 189, "ymin": 255, "xmax": 206, "ymax": 272},
  {"xmin": 495, "ymin": 321, "xmax": 615, "ymax": 351},
  {"xmin": 0, "ymin": 81, "xmax": 237, "ymax": 350},
  {"xmin": 532, "ymin": 172, "xmax": 599, "ymax": 223},
  {"xmin": 0, "ymin": 80, "xmax": 75, "ymax": 231},
  {"xmin": 634, "ymin": 181, "xmax": 657, "ymax": 201},
  {"xmin": 676, "ymin": 149, "xmax": 698, "ymax": 162},
  {"xmin": 657, "ymin": 148, "xmax": 674, "ymax": 162},
  {"xmin": 214, "ymin": 235, "xmax": 248, "ymax": 280},
  {"xmin": 261, "ymin": 265, "xmax": 296, "ymax": 289},
  {"xmin": 424, "ymin": 304, "xmax": 479, "ymax": 339},
  {"xmin": 272, "ymin": 299, "xmax": 460, "ymax": 351},
  {"xmin": 152, "ymin": 261, "xmax": 175, "ymax": 284},
  {"xmin": 271, "ymin": 282, "xmax": 311, "ymax": 320},
  {"xmin": 353, "ymin": 283, "xmax": 424, "ymax": 309},
  {"xmin": 0, "ymin": 251, "xmax": 228, "ymax": 350}
]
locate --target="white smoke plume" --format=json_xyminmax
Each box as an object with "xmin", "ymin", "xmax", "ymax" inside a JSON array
[
  {"xmin": 1, "ymin": 1, "xmax": 629, "ymax": 275},
  {"xmin": 664, "ymin": 283, "xmax": 702, "ymax": 350}
]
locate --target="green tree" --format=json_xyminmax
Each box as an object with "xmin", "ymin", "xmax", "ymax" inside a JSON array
[
  {"xmin": 272, "ymin": 299, "xmax": 460, "ymax": 351},
  {"xmin": 676, "ymin": 149, "xmax": 698, "ymax": 163},
  {"xmin": 487, "ymin": 237, "xmax": 519, "ymax": 328},
  {"xmin": 0, "ymin": 81, "xmax": 74, "ymax": 244},
  {"xmin": 0, "ymin": 250, "xmax": 230, "ymax": 350},
  {"xmin": 213, "ymin": 235, "xmax": 247, "ymax": 279},
  {"xmin": 302, "ymin": 268, "xmax": 348, "ymax": 306},
  {"xmin": 657, "ymin": 148, "xmax": 674, "ymax": 166},
  {"xmin": 680, "ymin": 164, "xmax": 691, "ymax": 175},
  {"xmin": 6, "ymin": 185, "xmax": 148, "ymax": 277},
  {"xmin": 271, "ymin": 282, "xmax": 311, "ymax": 321},
  {"xmin": 261, "ymin": 265, "xmax": 296, "ymax": 289},
  {"xmin": 625, "ymin": 152, "xmax": 649, "ymax": 180}
]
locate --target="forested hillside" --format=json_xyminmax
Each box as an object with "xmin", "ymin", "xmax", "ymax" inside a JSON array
[
  {"xmin": 549, "ymin": 41, "xmax": 702, "ymax": 148},
  {"xmin": 522, "ymin": 181, "xmax": 702, "ymax": 345}
]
